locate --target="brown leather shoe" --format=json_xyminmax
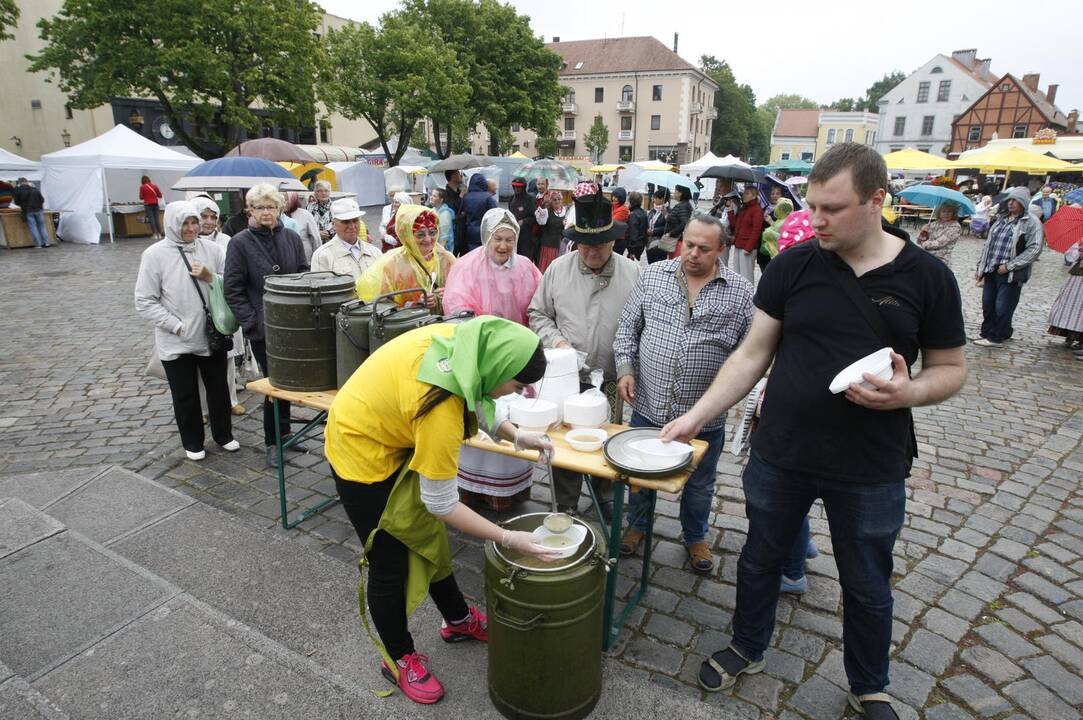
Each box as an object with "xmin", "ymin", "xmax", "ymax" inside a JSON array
[
  {"xmin": 620, "ymin": 527, "xmax": 645, "ymax": 556},
  {"xmin": 686, "ymin": 541, "xmax": 715, "ymax": 573}
]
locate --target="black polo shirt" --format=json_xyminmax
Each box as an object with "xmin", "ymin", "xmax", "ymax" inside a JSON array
[{"xmin": 751, "ymin": 238, "xmax": 965, "ymax": 483}]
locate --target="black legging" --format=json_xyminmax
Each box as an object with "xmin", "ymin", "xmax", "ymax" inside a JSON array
[
  {"xmin": 250, "ymin": 339, "xmax": 291, "ymax": 446},
  {"xmin": 333, "ymin": 466, "xmax": 469, "ymax": 660},
  {"xmin": 161, "ymin": 351, "xmax": 232, "ymax": 452}
]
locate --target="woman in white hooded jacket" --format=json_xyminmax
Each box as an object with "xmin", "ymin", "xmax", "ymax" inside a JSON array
[{"xmin": 135, "ymin": 201, "xmax": 239, "ymax": 460}]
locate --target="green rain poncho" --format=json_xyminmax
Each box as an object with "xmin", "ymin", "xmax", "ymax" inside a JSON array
[{"xmin": 760, "ymin": 199, "xmax": 794, "ymax": 258}]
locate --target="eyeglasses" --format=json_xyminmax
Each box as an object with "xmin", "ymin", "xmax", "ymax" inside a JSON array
[
  {"xmin": 250, "ymin": 205, "xmax": 278, "ymax": 212},
  {"xmin": 414, "ymin": 228, "xmax": 439, "ymax": 239}
]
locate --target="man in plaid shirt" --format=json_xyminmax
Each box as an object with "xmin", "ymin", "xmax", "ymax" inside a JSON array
[{"xmin": 613, "ymin": 214, "xmax": 754, "ymax": 572}]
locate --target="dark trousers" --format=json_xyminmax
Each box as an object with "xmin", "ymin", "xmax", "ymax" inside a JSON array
[
  {"xmin": 161, "ymin": 351, "xmax": 233, "ymax": 452},
  {"xmin": 646, "ymin": 247, "xmax": 669, "ymax": 264},
  {"xmin": 145, "ymin": 203, "xmax": 163, "ymax": 236},
  {"xmin": 732, "ymin": 452, "xmax": 904, "ymax": 695},
  {"xmin": 980, "ymin": 272, "xmax": 1022, "ymax": 343},
  {"xmin": 333, "ymin": 467, "xmax": 469, "ymax": 660},
  {"xmin": 250, "ymin": 339, "xmax": 291, "ymax": 446}
]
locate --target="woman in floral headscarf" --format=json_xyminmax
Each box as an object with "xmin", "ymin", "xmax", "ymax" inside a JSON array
[
  {"xmin": 443, "ymin": 208, "xmax": 543, "ymax": 509},
  {"xmin": 356, "ymin": 204, "xmax": 456, "ymax": 311}
]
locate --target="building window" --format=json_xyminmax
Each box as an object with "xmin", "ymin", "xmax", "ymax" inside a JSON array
[
  {"xmin": 647, "ymin": 145, "xmax": 676, "ymax": 162},
  {"xmin": 917, "ymin": 146, "xmax": 931, "ymax": 153},
  {"xmin": 968, "ymin": 125, "xmax": 981, "ymax": 142},
  {"xmin": 1012, "ymin": 124, "xmax": 1027, "ymax": 138},
  {"xmin": 1001, "ymin": 83, "xmax": 1011, "ymax": 92},
  {"xmin": 937, "ymin": 80, "xmax": 951, "ymax": 102},
  {"xmin": 565, "ymin": 90, "xmax": 575, "ymax": 104},
  {"xmin": 652, "ymin": 85, "xmax": 662, "ymax": 101},
  {"xmin": 780, "ymin": 152, "xmax": 791, "ymax": 160},
  {"xmin": 510, "ymin": 122, "xmax": 520, "ymax": 132},
  {"xmin": 620, "ymin": 116, "xmax": 632, "ymax": 131},
  {"xmin": 844, "ymin": 128, "xmax": 854, "ymax": 143},
  {"xmin": 594, "ymin": 87, "xmax": 604, "ymax": 103},
  {"xmin": 801, "ymin": 152, "xmax": 814, "ymax": 161},
  {"xmin": 564, "ymin": 117, "xmax": 575, "ymax": 131},
  {"xmin": 64, "ymin": 104, "xmax": 73, "ymax": 120},
  {"xmin": 867, "ymin": 131, "xmax": 876, "ymax": 145},
  {"xmin": 930, "ymin": 66, "xmax": 942, "ymax": 74},
  {"xmin": 921, "ymin": 116, "xmax": 934, "ymax": 136},
  {"xmin": 650, "ymin": 115, "xmax": 661, "ymax": 130},
  {"xmin": 511, "ymin": 144, "xmax": 519, "ymax": 153},
  {"xmin": 916, "ymin": 81, "xmax": 929, "ymax": 103},
  {"xmin": 621, "ymin": 85, "xmax": 633, "ymax": 102},
  {"xmin": 889, "ymin": 145, "xmax": 904, "ymax": 152},
  {"xmin": 893, "ymin": 117, "xmax": 905, "ymax": 136},
  {"xmin": 827, "ymin": 129, "xmax": 837, "ymax": 144},
  {"xmin": 618, "ymin": 145, "xmax": 632, "ymax": 162}
]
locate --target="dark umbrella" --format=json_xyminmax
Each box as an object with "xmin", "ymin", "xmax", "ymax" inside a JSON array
[
  {"xmin": 299, "ymin": 168, "xmax": 324, "ymax": 189},
  {"xmin": 224, "ymin": 138, "xmax": 312, "ymax": 163},
  {"xmin": 699, "ymin": 165, "xmax": 764, "ymax": 183},
  {"xmin": 758, "ymin": 174, "xmax": 805, "ymax": 210},
  {"xmin": 428, "ymin": 153, "xmax": 485, "ymax": 172}
]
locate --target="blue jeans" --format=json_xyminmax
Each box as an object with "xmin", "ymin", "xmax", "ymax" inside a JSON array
[
  {"xmin": 625, "ymin": 410, "xmax": 724, "ymax": 545},
  {"xmin": 732, "ymin": 451, "xmax": 904, "ymax": 696},
  {"xmin": 980, "ymin": 272, "xmax": 1022, "ymax": 343},
  {"xmin": 26, "ymin": 211, "xmax": 47, "ymax": 247}
]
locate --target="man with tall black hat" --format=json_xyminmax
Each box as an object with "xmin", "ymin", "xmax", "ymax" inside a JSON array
[{"xmin": 528, "ymin": 182, "xmax": 641, "ymax": 518}]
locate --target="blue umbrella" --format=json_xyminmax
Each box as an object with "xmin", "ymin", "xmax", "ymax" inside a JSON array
[
  {"xmin": 172, "ymin": 156, "xmax": 307, "ymax": 191},
  {"xmin": 637, "ymin": 170, "xmax": 697, "ymax": 193},
  {"xmin": 1065, "ymin": 188, "xmax": 1083, "ymax": 206},
  {"xmin": 898, "ymin": 185, "xmax": 976, "ymax": 217}
]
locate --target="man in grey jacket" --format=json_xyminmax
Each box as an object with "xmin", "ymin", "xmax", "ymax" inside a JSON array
[
  {"xmin": 528, "ymin": 182, "xmax": 641, "ymax": 517},
  {"xmin": 974, "ymin": 186, "xmax": 1044, "ymax": 347}
]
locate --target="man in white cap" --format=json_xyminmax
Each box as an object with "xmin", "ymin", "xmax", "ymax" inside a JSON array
[{"xmin": 310, "ymin": 198, "xmax": 382, "ymax": 278}]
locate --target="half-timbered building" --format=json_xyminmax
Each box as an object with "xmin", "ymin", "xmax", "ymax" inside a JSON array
[{"xmin": 948, "ymin": 73, "xmax": 1068, "ymax": 157}]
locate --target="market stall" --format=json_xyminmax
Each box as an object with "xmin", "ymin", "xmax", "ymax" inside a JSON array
[{"xmin": 0, "ymin": 148, "xmax": 42, "ymax": 182}]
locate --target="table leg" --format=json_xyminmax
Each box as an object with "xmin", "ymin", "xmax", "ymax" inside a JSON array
[
  {"xmin": 274, "ymin": 404, "xmax": 337, "ymax": 530},
  {"xmin": 601, "ymin": 481, "xmax": 625, "ymax": 650}
]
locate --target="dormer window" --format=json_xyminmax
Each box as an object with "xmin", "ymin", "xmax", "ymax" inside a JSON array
[
  {"xmin": 930, "ymin": 66, "xmax": 943, "ymax": 74},
  {"xmin": 574, "ymin": 61, "xmax": 583, "ymax": 70}
]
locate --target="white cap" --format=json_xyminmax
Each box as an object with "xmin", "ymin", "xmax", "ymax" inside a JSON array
[{"xmin": 331, "ymin": 197, "xmax": 365, "ymax": 221}]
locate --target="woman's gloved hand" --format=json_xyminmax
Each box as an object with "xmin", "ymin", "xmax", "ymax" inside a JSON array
[
  {"xmin": 514, "ymin": 430, "xmax": 554, "ymax": 463},
  {"xmin": 501, "ymin": 530, "xmax": 562, "ymax": 561}
]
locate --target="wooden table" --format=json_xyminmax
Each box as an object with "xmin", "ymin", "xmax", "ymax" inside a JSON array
[{"xmin": 247, "ymin": 377, "xmax": 709, "ymax": 649}]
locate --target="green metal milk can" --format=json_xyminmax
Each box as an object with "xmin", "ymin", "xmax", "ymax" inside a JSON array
[
  {"xmin": 367, "ymin": 288, "xmax": 438, "ymax": 355},
  {"xmin": 263, "ymin": 272, "xmax": 355, "ymax": 391},
  {"xmin": 485, "ymin": 513, "xmax": 605, "ymax": 720},
  {"xmin": 335, "ymin": 299, "xmax": 373, "ymax": 389}
]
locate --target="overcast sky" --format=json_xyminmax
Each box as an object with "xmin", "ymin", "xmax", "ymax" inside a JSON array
[{"xmin": 319, "ymin": 0, "xmax": 1082, "ymax": 117}]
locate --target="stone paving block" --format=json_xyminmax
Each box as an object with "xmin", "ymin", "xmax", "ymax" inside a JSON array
[
  {"xmin": 1014, "ymin": 571, "xmax": 1072, "ymax": 605},
  {"xmin": 973, "ymin": 552, "xmax": 1017, "ymax": 583},
  {"xmin": 1002, "ymin": 679, "xmax": 1080, "ymax": 720},
  {"xmin": 0, "ymin": 499, "xmax": 64, "ymax": 560},
  {"xmin": 801, "ymin": 578, "xmax": 842, "ymax": 614},
  {"xmin": 994, "ymin": 607, "xmax": 1043, "ymax": 635},
  {"xmin": 674, "ymin": 597, "xmax": 731, "ymax": 630},
  {"xmin": 778, "ymin": 628, "xmax": 826, "ymax": 663},
  {"xmin": 643, "ymin": 613, "xmax": 695, "ymax": 647},
  {"xmin": 892, "ymin": 589, "xmax": 923, "ymax": 623},
  {"xmin": 1063, "ymin": 599, "xmax": 1083, "ymax": 622},
  {"xmin": 622, "ymin": 635, "xmax": 685, "ymax": 675},
  {"xmin": 940, "ymin": 673, "xmax": 1013, "ymax": 718},
  {"xmin": 1021, "ymin": 655, "xmax": 1083, "ymax": 706},
  {"xmin": 925, "ymin": 702, "xmax": 979, "ymax": 720},
  {"xmin": 956, "ymin": 571, "xmax": 1006, "ymax": 603},
  {"xmin": 960, "ymin": 645, "xmax": 1024, "ymax": 684},
  {"xmin": 786, "ymin": 674, "xmax": 848, "ymax": 720},
  {"xmin": 0, "ymin": 533, "xmax": 171, "ymax": 678},
  {"xmin": 762, "ymin": 648, "xmax": 806, "ymax": 684},
  {"xmin": 1038, "ymin": 633, "xmax": 1083, "ymax": 673},
  {"xmin": 921, "ymin": 607, "xmax": 971, "ymax": 642},
  {"xmin": 696, "ymin": 579, "xmax": 736, "ymax": 609},
  {"xmin": 640, "ymin": 586, "xmax": 680, "ymax": 613},
  {"xmin": 790, "ymin": 609, "xmax": 842, "ymax": 640},
  {"xmin": 914, "ymin": 554, "xmax": 970, "ymax": 586},
  {"xmin": 1052, "ymin": 619, "xmax": 1083, "ymax": 648},
  {"xmin": 1007, "ymin": 591, "xmax": 1068, "ymax": 624},
  {"xmin": 0, "ymin": 673, "xmax": 71, "ymax": 720},
  {"xmin": 735, "ymin": 672, "xmax": 784, "ymax": 711},
  {"xmin": 888, "ymin": 661, "xmax": 936, "ymax": 708},
  {"xmin": 0, "ymin": 467, "xmax": 101, "ymax": 509},
  {"xmin": 813, "ymin": 648, "xmax": 846, "ymax": 688},
  {"xmin": 898, "ymin": 629, "xmax": 957, "ymax": 676},
  {"xmin": 938, "ymin": 538, "xmax": 977, "ymax": 563}
]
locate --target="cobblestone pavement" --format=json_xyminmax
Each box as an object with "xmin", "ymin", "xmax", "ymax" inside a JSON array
[{"xmin": 1, "ymin": 228, "xmax": 1082, "ymax": 720}]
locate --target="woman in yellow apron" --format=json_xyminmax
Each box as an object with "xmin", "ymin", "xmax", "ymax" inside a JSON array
[{"xmin": 325, "ymin": 316, "xmax": 554, "ymax": 704}]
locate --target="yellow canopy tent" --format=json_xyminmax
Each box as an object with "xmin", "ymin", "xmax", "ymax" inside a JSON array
[
  {"xmin": 509, "ymin": 151, "xmax": 530, "ymax": 159},
  {"xmin": 590, "ymin": 164, "xmax": 626, "ymax": 173},
  {"xmin": 277, "ymin": 161, "xmax": 337, "ymax": 190},
  {"xmin": 954, "ymin": 146, "xmax": 1076, "ymax": 174},
  {"xmin": 882, "ymin": 148, "xmax": 957, "ymax": 171}
]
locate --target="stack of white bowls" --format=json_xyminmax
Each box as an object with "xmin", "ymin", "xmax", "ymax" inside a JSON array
[{"xmin": 533, "ymin": 348, "xmax": 581, "ymax": 421}]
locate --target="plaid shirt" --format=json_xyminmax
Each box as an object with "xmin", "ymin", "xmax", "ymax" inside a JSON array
[
  {"xmin": 614, "ymin": 258, "xmax": 754, "ymax": 430},
  {"xmin": 982, "ymin": 215, "xmax": 1019, "ymax": 272}
]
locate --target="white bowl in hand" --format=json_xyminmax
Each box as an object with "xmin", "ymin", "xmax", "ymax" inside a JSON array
[
  {"xmin": 828, "ymin": 347, "xmax": 894, "ymax": 395},
  {"xmin": 531, "ymin": 523, "xmax": 588, "ymax": 559},
  {"xmin": 628, "ymin": 438, "xmax": 694, "ymax": 470}
]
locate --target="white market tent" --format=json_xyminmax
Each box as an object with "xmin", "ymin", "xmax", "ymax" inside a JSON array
[
  {"xmin": 384, "ymin": 165, "xmax": 430, "ymax": 196},
  {"xmin": 0, "ymin": 148, "xmax": 42, "ymax": 182},
  {"xmin": 679, "ymin": 152, "xmax": 752, "ymax": 200},
  {"xmin": 40, "ymin": 125, "xmax": 200, "ymax": 243},
  {"xmin": 325, "ymin": 161, "xmax": 387, "ymax": 207}
]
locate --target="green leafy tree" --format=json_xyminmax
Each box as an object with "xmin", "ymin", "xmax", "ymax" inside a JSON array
[
  {"xmin": 863, "ymin": 71, "xmax": 906, "ymax": 113},
  {"xmin": 584, "ymin": 115, "xmax": 608, "ymax": 163},
  {"xmin": 534, "ymin": 129, "xmax": 558, "ymax": 158},
  {"xmin": 700, "ymin": 55, "xmax": 760, "ymax": 160},
  {"xmin": 824, "ymin": 98, "xmax": 859, "ymax": 111},
  {"xmin": 401, "ymin": 0, "xmax": 563, "ymax": 158},
  {"xmin": 319, "ymin": 13, "xmax": 470, "ymax": 167},
  {"xmin": 27, "ymin": 0, "xmax": 322, "ymax": 159},
  {"xmin": 1, "ymin": 0, "xmax": 18, "ymax": 41}
]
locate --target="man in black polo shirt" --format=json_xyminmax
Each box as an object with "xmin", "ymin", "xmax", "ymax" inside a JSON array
[{"xmin": 663, "ymin": 143, "xmax": 967, "ymax": 720}]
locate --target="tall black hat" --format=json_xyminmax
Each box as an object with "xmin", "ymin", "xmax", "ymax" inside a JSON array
[{"xmin": 562, "ymin": 181, "xmax": 627, "ymax": 245}]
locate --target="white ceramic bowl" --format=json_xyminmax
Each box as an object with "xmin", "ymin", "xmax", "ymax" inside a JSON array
[
  {"xmin": 509, "ymin": 398, "xmax": 559, "ymax": 432},
  {"xmin": 628, "ymin": 438, "xmax": 694, "ymax": 470},
  {"xmin": 531, "ymin": 523, "xmax": 588, "ymax": 559},
  {"xmin": 564, "ymin": 393, "xmax": 608, "ymax": 429},
  {"xmin": 565, "ymin": 427, "xmax": 608, "ymax": 452},
  {"xmin": 828, "ymin": 347, "xmax": 893, "ymax": 394}
]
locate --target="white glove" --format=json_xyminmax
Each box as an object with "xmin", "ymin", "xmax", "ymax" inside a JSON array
[
  {"xmin": 535, "ymin": 207, "xmax": 549, "ymax": 225},
  {"xmin": 514, "ymin": 430, "xmax": 554, "ymax": 463},
  {"xmin": 501, "ymin": 530, "xmax": 561, "ymax": 561}
]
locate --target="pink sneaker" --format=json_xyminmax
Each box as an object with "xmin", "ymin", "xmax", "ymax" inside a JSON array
[
  {"xmin": 381, "ymin": 652, "xmax": 444, "ymax": 704},
  {"xmin": 439, "ymin": 606, "xmax": 488, "ymax": 643}
]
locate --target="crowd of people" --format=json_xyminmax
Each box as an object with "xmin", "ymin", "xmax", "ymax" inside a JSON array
[{"xmin": 129, "ymin": 141, "xmax": 1083, "ymax": 713}]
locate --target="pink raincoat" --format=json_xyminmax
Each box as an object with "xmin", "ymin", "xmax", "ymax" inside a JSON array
[{"xmin": 777, "ymin": 208, "xmax": 816, "ymax": 253}]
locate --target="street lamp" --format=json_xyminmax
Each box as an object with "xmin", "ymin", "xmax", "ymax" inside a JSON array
[
  {"xmin": 128, "ymin": 109, "xmax": 145, "ymax": 129},
  {"xmin": 60, "ymin": 129, "xmax": 71, "ymax": 147},
  {"xmin": 9, "ymin": 136, "xmax": 21, "ymax": 148}
]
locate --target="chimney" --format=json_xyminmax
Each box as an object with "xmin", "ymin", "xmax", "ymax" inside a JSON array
[
  {"xmin": 1046, "ymin": 84, "xmax": 1059, "ymax": 105},
  {"xmin": 673, "ymin": 32, "xmax": 678, "ymax": 54},
  {"xmin": 1068, "ymin": 110, "xmax": 1079, "ymax": 134},
  {"xmin": 552, "ymin": 36, "xmax": 560, "ymax": 42},
  {"xmin": 1022, "ymin": 73, "xmax": 1040, "ymax": 91},
  {"xmin": 951, "ymin": 48, "xmax": 977, "ymax": 68},
  {"xmin": 977, "ymin": 58, "xmax": 992, "ymax": 79}
]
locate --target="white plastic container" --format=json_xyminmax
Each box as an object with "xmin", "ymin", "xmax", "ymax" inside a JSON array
[
  {"xmin": 531, "ymin": 523, "xmax": 589, "ymax": 559},
  {"xmin": 628, "ymin": 438, "xmax": 695, "ymax": 470},
  {"xmin": 509, "ymin": 398, "xmax": 559, "ymax": 432},
  {"xmin": 828, "ymin": 347, "xmax": 894, "ymax": 395},
  {"xmin": 563, "ymin": 391, "xmax": 608, "ymax": 429},
  {"xmin": 565, "ymin": 428, "xmax": 608, "ymax": 452}
]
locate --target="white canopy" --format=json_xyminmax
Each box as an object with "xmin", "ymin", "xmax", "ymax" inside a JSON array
[
  {"xmin": 40, "ymin": 125, "xmax": 200, "ymax": 243},
  {"xmin": 326, "ymin": 161, "xmax": 387, "ymax": 207},
  {"xmin": 0, "ymin": 148, "xmax": 42, "ymax": 182}
]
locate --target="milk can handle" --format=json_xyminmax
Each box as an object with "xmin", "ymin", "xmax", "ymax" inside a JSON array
[
  {"xmin": 491, "ymin": 597, "xmax": 547, "ymax": 631},
  {"xmin": 371, "ymin": 287, "xmax": 426, "ymax": 336}
]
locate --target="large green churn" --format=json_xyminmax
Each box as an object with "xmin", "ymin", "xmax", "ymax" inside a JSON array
[
  {"xmin": 485, "ymin": 513, "xmax": 605, "ymax": 720},
  {"xmin": 263, "ymin": 271, "xmax": 355, "ymax": 391},
  {"xmin": 367, "ymin": 288, "xmax": 440, "ymax": 355},
  {"xmin": 335, "ymin": 298, "xmax": 374, "ymax": 389}
]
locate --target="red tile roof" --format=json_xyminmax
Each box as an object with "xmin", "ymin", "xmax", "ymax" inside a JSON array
[
  {"xmin": 548, "ymin": 36, "xmax": 698, "ymax": 76},
  {"xmin": 773, "ymin": 109, "xmax": 820, "ymax": 138}
]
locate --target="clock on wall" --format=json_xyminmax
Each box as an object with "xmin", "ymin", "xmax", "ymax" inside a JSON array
[{"xmin": 157, "ymin": 118, "xmax": 175, "ymax": 140}]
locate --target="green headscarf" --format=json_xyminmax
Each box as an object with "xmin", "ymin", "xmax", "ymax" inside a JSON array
[{"xmin": 416, "ymin": 315, "xmax": 541, "ymax": 427}]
